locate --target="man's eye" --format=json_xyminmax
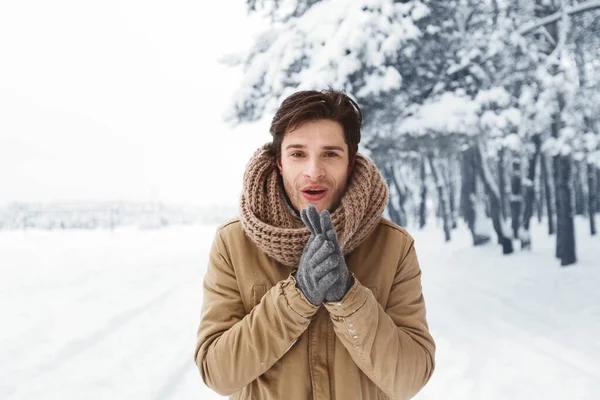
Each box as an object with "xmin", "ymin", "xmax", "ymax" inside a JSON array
[
  {"xmin": 291, "ymin": 152, "xmax": 303, "ymax": 157},
  {"xmin": 325, "ymin": 152, "xmax": 338, "ymax": 157}
]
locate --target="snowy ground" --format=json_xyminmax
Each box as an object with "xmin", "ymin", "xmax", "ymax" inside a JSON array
[{"xmin": 1, "ymin": 217, "xmax": 599, "ymax": 399}]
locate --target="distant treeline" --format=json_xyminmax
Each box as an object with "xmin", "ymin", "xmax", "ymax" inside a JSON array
[{"xmin": 0, "ymin": 202, "xmax": 237, "ymax": 230}]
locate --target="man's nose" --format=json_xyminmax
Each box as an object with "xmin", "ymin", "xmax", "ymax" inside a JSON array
[{"xmin": 303, "ymin": 158, "xmax": 325, "ymax": 179}]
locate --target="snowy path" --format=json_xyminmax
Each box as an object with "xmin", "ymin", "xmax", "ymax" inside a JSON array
[
  {"xmin": 0, "ymin": 227, "xmax": 212, "ymax": 399},
  {"xmin": 1, "ymin": 220, "xmax": 599, "ymax": 399}
]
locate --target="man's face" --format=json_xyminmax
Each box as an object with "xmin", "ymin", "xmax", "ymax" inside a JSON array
[{"xmin": 276, "ymin": 119, "xmax": 352, "ymax": 214}]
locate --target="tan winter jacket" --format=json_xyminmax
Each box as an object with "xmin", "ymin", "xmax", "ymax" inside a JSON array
[{"xmin": 195, "ymin": 217, "xmax": 435, "ymax": 400}]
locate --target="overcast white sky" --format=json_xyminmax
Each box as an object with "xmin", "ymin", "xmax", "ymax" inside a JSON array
[{"xmin": 0, "ymin": 0, "xmax": 271, "ymax": 208}]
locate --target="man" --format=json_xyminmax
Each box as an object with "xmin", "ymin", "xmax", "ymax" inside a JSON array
[{"xmin": 195, "ymin": 90, "xmax": 435, "ymax": 399}]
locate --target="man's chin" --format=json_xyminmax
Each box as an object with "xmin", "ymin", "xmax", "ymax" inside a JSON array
[
  {"xmin": 298, "ymin": 201, "xmax": 329, "ymax": 213},
  {"xmin": 291, "ymin": 192, "xmax": 339, "ymax": 213}
]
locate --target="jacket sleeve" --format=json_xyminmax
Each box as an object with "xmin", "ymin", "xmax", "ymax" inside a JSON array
[
  {"xmin": 194, "ymin": 230, "xmax": 319, "ymax": 396},
  {"xmin": 324, "ymin": 235, "xmax": 435, "ymax": 400}
]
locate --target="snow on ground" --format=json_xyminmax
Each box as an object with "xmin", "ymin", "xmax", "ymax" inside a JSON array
[
  {"xmin": 415, "ymin": 218, "xmax": 600, "ymax": 400},
  {"xmin": 1, "ymin": 217, "xmax": 599, "ymax": 399}
]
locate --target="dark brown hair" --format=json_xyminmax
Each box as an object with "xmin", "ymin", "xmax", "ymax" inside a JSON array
[{"xmin": 268, "ymin": 89, "xmax": 363, "ymax": 165}]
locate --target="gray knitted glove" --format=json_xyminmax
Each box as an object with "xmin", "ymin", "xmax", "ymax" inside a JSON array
[
  {"xmin": 297, "ymin": 205, "xmax": 353, "ymax": 304},
  {"xmin": 295, "ymin": 206, "xmax": 341, "ymax": 305},
  {"xmin": 316, "ymin": 209, "xmax": 353, "ymax": 303}
]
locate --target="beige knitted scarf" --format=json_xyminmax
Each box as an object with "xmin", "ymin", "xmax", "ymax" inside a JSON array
[{"xmin": 239, "ymin": 143, "xmax": 389, "ymax": 267}]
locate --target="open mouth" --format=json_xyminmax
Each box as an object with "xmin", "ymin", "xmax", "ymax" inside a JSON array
[{"xmin": 302, "ymin": 188, "xmax": 328, "ymax": 201}]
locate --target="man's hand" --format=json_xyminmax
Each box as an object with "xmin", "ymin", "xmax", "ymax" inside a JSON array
[
  {"xmin": 315, "ymin": 208, "xmax": 353, "ymax": 303},
  {"xmin": 296, "ymin": 205, "xmax": 353, "ymax": 305},
  {"xmin": 295, "ymin": 205, "xmax": 340, "ymax": 305}
]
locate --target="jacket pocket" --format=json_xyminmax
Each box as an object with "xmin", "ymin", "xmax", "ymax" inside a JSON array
[{"xmin": 251, "ymin": 284, "xmax": 270, "ymax": 307}]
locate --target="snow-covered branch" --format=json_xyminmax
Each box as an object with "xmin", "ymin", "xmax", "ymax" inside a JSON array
[
  {"xmin": 518, "ymin": 0, "xmax": 600, "ymax": 35},
  {"xmin": 228, "ymin": 0, "xmax": 428, "ymax": 123}
]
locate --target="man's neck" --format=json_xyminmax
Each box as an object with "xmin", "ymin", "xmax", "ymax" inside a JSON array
[{"xmin": 281, "ymin": 184, "xmax": 300, "ymax": 217}]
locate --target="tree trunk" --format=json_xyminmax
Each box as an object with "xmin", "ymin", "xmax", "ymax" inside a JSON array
[
  {"xmin": 588, "ymin": 162, "xmax": 597, "ymax": 235},
  {"xmin": 551, "ymin": 77, "xmax": 569, "ymax": 262},
  {"xmin": 385, "ymin": 164, "xmax": 408, "ymax": 227},
  {"xmin": 574, "ymin": 160, "xmax": 586, "ymax": 215},
  {"xmin": 510, "ymin": 150, "xmax": 523, "ymax": 240},
  {"xmin": 553, "ymin": 153, "xmax": 562, "ymax": 260},
  {"xmin": 460, "ymin": 148, "xmax": 474, "ymax": 229},
  {"xmin": 556, "ymin": 154, "xmax": 577, "ymax": 266},
  {"xmin": 460, "ymin": 146, "xmax": 491, "ymax": 246},
  {"xmin": 536, "ymin": 165, "xmax": 544, "ymax": 224},
  {"xmin": 522, "ymin": 134, "xmax": 541, "ymax": 250},
  {"xmin": 419, "ymin": 156, "xmax": 427, "ymax": 229},
  {"xmin": 537, "ymin": 0, "xmax": 576, "ymax": 265},
  {"xmin": 428, "ymin": 153, "xmax": 451, "ymax": 242},
  {"xmin": 386, "ymin": 198, "xmax": 402, "ymax": 227},
  {"xmin": 541, "ymin": 153, "xmax": 556, "ymax": 235},
  {"xmin": 536, "ymin": 148, "xmax": 544, "ymax": 223},
  {"xmin": 443, "ymin": 155, "xmax": 458, "ymax": 229},
  {"xmin": 382, "ymin": 165, "xmax": 403, "ymax": 226},
  {"xmin": 550, "ymin": 83, "xmax": 576, "ymax": 265},
  {"xmin": 498, "ymin": 147, "xmax": 509, "ymax": 221},
  {"xmin": 475, "ymin": 142, "xmax": 513, "ymax": 254},
  {"xmin": 573, "ymin": 19, "xmax": 596, "ymax": 235}
]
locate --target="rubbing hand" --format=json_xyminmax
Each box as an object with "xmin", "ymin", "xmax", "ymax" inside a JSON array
[
  {"xmin": 312, "ymin": 207, "xmax": 352, "ymax": 303},
  {"xmin": 295, "ymin": 205, "xmax": 352, "ymax": 305}
]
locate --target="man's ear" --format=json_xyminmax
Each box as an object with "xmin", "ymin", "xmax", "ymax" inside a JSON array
[{"xmin": 275, "ymin": 157, "xmax": 283, "ymax": 173}]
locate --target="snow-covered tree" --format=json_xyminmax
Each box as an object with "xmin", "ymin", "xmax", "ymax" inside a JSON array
[
  {"xmin": 229, "ymin": 0, "xmax": 429, "ymax": 126},
  {"xmin": 225, "ymin": 0, "xmax": 600, "ymax": 263}
]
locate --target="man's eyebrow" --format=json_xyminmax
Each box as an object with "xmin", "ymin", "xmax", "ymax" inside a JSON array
[
  {"xmin": 284, "ymin": 144, "xmax": 345, "ymax": 152},
  {"xmin": 322, "ymin": 145, "xmax": 345, "ymax": 152},
  {"xmin": 284, "ymin": 144, "xmax": 306, "ymax": 150}
]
